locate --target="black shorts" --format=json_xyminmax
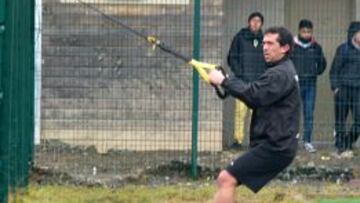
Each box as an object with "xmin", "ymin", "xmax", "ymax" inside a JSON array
[{"xmin": 226, "ymin": 145, "xmax": 295, "ymax": 193}]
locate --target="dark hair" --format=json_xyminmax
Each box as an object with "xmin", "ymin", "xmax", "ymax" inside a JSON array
[
  {"xmin": 348, "ymin": 21, "xmax": 360, "ymax": 39},
  {"xmin": 299, "ymin": 19, "xmax": 313, "ymax": 29},
  {"xmin": 248, "ymin": 12, "xmax": 264, "ymax": 24},
  {"xmin": 264, "ymin": 26, "xmax": 294, "ymax": 55}
]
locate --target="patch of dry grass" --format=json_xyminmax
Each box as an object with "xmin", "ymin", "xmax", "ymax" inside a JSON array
[{"xmin": 10, "ymin": 182, "xmax": 360, "ymax": 203}]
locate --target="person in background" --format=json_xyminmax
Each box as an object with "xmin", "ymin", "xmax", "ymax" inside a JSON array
[
  {"xmin": 291, "ymin": 19, "xmax": 327, "ymax": 153},
  {"xmin": 227, "ymin": 12, "xmax": 266, "ymax": 149},
  {"xmin": 330, "ymin": 21, "xmax": 360, "ymax": 158}
]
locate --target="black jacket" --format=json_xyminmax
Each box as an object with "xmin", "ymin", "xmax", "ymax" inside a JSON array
[
  {"xmin": 291, "ymin": 37, "xmax": 326, "ymax": 82},
  {"xmin": 222, "ymin": 58, "xmax": 300, "ymax": 156},
  {"xmin": 227, "ymin": 28, "xmax": 266, "ymax": 82},
  {"xmin": 330, "ymin": 22, "xmax": 360, "ymax": 89}
]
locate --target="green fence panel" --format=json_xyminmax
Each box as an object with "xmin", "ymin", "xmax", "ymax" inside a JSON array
[{"xmin": 0, "ymin": 0, "xmax": 35, "ymax": 201}]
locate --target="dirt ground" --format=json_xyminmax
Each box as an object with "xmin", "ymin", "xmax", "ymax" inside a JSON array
[{"xmin": 32, "ymin": 140, "xmax": 360, "ymax": 188}]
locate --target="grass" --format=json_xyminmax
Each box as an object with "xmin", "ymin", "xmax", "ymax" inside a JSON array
[
  {"xmin": 318, "ymin": 199, "xmax": 360, "ymax": 203},
  {"xmin": 10, "ymin": 182, "xmax": 360, "ymax": 203}
]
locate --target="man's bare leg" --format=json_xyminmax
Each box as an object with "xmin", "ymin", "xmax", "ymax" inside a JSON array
[{"xmin": 214, "ymin": 170, "xmax": 238, "ymax": 203}]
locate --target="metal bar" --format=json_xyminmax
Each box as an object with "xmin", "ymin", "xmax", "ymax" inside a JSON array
[
  {"xmin": 191, "ymin": 0, "xmax": 201, "ymax": 179},
  {"xmin": 34, "ymin": 0, "xmax": 42, "ymax": 145},
  {"xmin": 0, "ymin": 0, "xmax": 7, "ymax": 201}
]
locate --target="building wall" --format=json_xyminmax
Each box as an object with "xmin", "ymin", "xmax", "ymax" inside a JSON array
[{"xmin": 356, "ymin": 0, "xmax": 360, "ymax": 20}]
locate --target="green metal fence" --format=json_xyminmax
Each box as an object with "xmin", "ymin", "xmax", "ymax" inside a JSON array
[{"xmin": 0, "ymin": 0, "xmax": 35, "ymax": 202}]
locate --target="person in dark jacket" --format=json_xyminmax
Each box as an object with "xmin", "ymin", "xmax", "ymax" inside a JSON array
[
  {"xmin": 227, "ymin": 12, "xmax": 267, "ymax": 149},
  {"xmin": 210, "ymin": 27, "xmax": 300, "ymax": 202},
  {"xmin": 330, "ymin": 21, "xmax": 360, "ymax": 158},
  {"xmin": 291, "ymin": 19, "xmax": 327, "ymax": 153}
]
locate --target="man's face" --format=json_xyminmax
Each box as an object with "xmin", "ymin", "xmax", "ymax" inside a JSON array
[
  {"xmin": 263, "ymin": 33, "xmax": 289, "ymax": 63},
  {"xmin": 354, "ymin": 31, "xmax": 360, "ymax": 46},
  {"xmin": 299, "ymin": 27, "xmax": 313, "ymax": 40},
  {"xmin": 249, "ymin": 17, "xmax": 263, "ymax": 33}
]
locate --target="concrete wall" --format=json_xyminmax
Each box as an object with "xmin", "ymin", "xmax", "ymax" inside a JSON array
[{"xmin": 356, "ymin": 0, "xmax": 360, "ymax": 20}]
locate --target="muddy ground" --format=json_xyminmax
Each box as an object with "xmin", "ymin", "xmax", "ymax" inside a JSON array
[{"xmin": 32, "ymin": 140, "xmax": 360, "ymax": 188}]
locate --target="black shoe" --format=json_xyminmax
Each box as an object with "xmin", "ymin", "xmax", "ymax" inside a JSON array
[{"xmin": 230, "ymin": 142, "xmax": 242, "ymax": 150}]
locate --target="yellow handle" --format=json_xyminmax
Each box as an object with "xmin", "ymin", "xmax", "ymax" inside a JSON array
[{"xmin": 189, "ymin": 59, "xmax": 217, "ymax": 83}]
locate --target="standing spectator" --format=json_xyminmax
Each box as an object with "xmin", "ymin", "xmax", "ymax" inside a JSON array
[
  {"xmin": 330, "ymin": 21, "xmax": 360, "ymax": 158},
  {"xmin": 227, "ymin": 12, "xmax": 266, "ymax": 149},
  {"xmin": 291, "ymin": 19, "xmax": 327, "ymax": 153}
]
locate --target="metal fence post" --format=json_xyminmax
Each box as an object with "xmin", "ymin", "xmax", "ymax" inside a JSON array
[
  {"xmin": 191, "ymin": 0, "xmax": 201, "ymax": 178},
  {"xmin": 0, "ymin": 1, "xmax": 35, "ymax": 200},
  {"xmin": 0, "ymin": 0, "xmax": 7, "ymax": 201}
]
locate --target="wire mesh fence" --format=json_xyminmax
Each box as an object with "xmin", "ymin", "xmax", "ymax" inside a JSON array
[
  {"xmin": 37, "ymin": 0, "xmax": 224, "ymax": 182},
  {"xmin": 32, "ymin": 0, "xmax": 360, "ymax": 188}
]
